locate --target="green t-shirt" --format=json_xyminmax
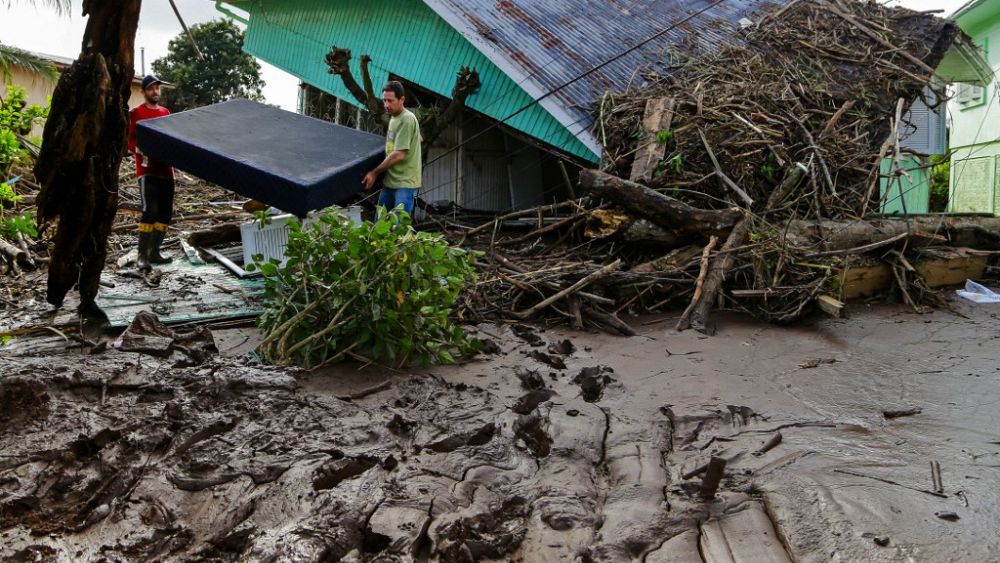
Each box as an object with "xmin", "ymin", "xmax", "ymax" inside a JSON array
[{"xmin": 384, "ymin": 109, "xmax": 422, "ymax": 188}]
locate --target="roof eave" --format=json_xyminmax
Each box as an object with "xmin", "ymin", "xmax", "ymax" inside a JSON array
[
  {"xmin": 420, "ymin": 0, "xmax": 602, "ymax": 162},
  {"xmin": 936, "ymin": 34, "xmax": 994, "ymax": 86}
]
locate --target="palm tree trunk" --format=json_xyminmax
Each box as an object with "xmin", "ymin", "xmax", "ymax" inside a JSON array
[{"xmin": 33, "ymin": 0, "xmax": 142, "ymax": 310}]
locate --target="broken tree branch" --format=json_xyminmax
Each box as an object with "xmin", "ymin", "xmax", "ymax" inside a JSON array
[{"xmin": 579, "ymin": 169, "xmax": 742, "ymax": 233}]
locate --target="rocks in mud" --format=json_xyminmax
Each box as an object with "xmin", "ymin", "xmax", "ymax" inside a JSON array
[
  {"xmin": 548, "ymin": 338, "xmax": 576, "ymax": 356},
  {"xmin": 425, "ymin": 423, "xmax": 497, "ymax": 453},
  {"xmin": 511, "ymin": 389, "xmax": 555, "ymax": 415},
  {"xmin": 935, "ymin": 511, "xmax": 960, "ymax": 522},
  {"xmin": 0, "ymin": 377, "xmax": 49, "ymax": 424},
  {"xmin": 113, "ymin": 311, "xmax": 218, "ymax": 363},
  {"xmin": 313, "ymin": 453, "xmax": 379, "ymax": 490},
  {"xmin": 431, "ymin": 496, "xmax": 530, "ymax": 563},
  {"xmin": 387, "ymin": 413, "xmax": 417, "ymax": 435},
  {"xmin": 573, "ymin": 366, "xmax": 615, "ymax": 403},
  {"xmin": 529, "ymin": 350, "xmax": 567, "ymax": 370},
  {"xmin": 510, "ymin": 324, "xmax": 545, "ymax": 347},
  {"xmin": 515, "ymin": 366, "xmax": 545, "ymax": 390},
  {"xmin": 514, "ymin": 414, "xmax": 552, "ymax": 457}
]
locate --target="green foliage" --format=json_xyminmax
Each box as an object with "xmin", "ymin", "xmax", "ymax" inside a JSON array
[
  {"xmin": 670, "ymin": 154, "xmax": 683, "ymax": 175},
  {"xmin": 253, "ymin": 207, "xmax": 481, "ymax": 368},
  {"xmin": 151, "ymin": 19, "xmax": 264, "ymax": 112},
  {"xmin": 928, "ymin": 154, "xmax": 950, "ymax": 213},
  {"xmin": 0, "ymin": 86, "xmax": 45, "ymax": 239},
  {"xmin": 0, "ymin": 179, "xmax": 36, "ymax": 239},
  {"xmin": 655, "ymin": 128, "xmax": 673, "ymax": 146},
  {"xmin": 0, "ymin": 85, "xmax": 47, "ymax": 175}
]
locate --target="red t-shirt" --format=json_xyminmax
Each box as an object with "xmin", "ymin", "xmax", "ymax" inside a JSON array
[{"xmin": 128, "ymin": 104, "xmax": 173, "ymax": 178}]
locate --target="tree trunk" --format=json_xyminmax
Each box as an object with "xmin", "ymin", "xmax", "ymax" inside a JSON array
[
  {"xmin": 34, "ymin": 0, "xmax": 142, "ymax": 310},
  {"xmin": 186, "ymin": 223, "xmax": 242, "ymax": 248},
  {"xmin": 578, "ymin": 169, "xmax": 743, "ymax": 234},
  {"xmin": 787, "ymin": 217, "xmax": 1000, "ymax": 251},
  {"xmin": 678, "ymin": 163, "xmax": 807, "ymax": 333}
]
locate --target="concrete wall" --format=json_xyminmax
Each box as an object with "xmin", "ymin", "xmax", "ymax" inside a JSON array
[{"xmin": 948, "ymin": 13, "xmax": 1000, "ymax": 214}]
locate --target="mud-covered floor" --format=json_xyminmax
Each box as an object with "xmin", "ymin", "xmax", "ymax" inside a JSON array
[{"xmin": 2, "ymin": 301, "xmax": 999, "ymax": 562}]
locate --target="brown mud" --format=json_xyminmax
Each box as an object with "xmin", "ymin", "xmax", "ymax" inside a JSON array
[{"xmin": 2, "ymin": 301, "xmax": 1000, "ymax": 562}]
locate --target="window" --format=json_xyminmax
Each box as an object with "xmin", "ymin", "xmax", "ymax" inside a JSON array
[
  {"xmin": 956, "ymin": 37, "xmax": 988, "ymax": 109},
  {"xmin": 956, "ymin": 82, "xmax": 985, "ymax": 105}
]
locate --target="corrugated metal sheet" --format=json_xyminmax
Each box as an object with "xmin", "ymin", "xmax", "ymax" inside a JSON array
[
  {"xmin": 462, "ymin": 117, "xmax": 511, "ymax": 211},
  {"xmin": 421, "ymin": 0, "xmax": 776, "ymax": 159},
  {"xmin": 238, "ymin": 0, "xmax": 596, "ymax": 161},
  {"xmin": 423, "ymin": 121, "xmax": 461, "ymax": 204}
]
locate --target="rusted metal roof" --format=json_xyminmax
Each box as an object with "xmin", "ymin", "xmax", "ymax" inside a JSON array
[{"xmin": 421, "ymin": 0, "xmax": 777, "ymax": 157}]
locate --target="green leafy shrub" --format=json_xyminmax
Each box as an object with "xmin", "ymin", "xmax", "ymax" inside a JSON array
[
  {"xmin": 928, "ymin": 154, "xmax": 950, "ymax": 213},
  {"xmin": 253, "ymin": 207, "xmax": 481, "ymax": 368},
  {"xmin": 0, "ymin": 86, "xmax": 46, "ymax": 241},
  {"xmin": 0, "ymin": 178, "xmax": 36, "ymax": 240},
  {"xmin": 0, "ymin": 85, "xmax": 47, "ymax": 175}
]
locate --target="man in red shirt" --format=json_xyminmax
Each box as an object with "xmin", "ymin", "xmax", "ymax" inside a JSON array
[{"xmin": 128, "ymin": 75, "xmax": 175, "ymax": 271}]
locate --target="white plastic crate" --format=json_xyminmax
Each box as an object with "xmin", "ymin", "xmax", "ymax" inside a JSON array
[{"xmin": 241, "ymin": 206, "xmax": 362, "ymax": 268}]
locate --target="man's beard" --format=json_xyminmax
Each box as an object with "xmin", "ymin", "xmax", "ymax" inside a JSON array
[{"xmin": 146, "ymin": 95, "xmax": 160, "ymax": 104}]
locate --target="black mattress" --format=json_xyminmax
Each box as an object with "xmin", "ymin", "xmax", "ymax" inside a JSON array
[{"xmin": 135, "ymin": 99, "xmax": 385, "ymax": 217}]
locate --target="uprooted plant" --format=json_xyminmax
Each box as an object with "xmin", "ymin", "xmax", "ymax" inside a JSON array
[{"xmin": 253, "ymin": 207, "xmax": 481, "ymax": 368}]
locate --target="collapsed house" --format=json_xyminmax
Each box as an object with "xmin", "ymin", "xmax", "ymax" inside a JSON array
[
  {"xmin": 201, "ymin": 0, "xmax": 997, "ymax": 334},
  {"xmin": 217, "ymin": 0, "xmax": 785, "ymax": 211}
]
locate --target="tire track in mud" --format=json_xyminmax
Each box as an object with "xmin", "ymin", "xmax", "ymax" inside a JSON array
[
  {"xmin": 0, "ymin": 345, "xmax": 770, "ymax": 562},
  {"xmin": 8, "ymin": 313, "xmax": 994, "ymax": 562}
]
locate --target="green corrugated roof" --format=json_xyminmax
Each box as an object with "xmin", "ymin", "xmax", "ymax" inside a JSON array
[{"xmin": 233, "ymin": 0, "xmax": 598, "ymax": 162}]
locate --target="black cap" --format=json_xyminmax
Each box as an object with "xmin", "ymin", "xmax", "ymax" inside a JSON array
[{"xmin": 141, "ymin": 75, "xmax": 163, "ymax": 91}]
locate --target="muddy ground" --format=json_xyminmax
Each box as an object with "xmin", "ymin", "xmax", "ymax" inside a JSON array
[{"xmin": 2, "ymin": 300, "xmax": 999, "ymax": 562}]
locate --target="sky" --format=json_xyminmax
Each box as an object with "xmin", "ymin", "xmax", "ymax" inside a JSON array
[
  {"xmin": 1, "ymin": 0, "xmax": 300, "ymax": 110},
  {"xmin": 0, "ymin": 0, "xmax": 973, "ymax": 112}
]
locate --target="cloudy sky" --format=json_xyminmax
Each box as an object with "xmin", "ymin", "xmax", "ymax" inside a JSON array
[
  {"xmin": 1, "ymin": 0, "xmax": 972, "ymax": 111},
  {"xmin": 2, "ymin": 0, "xmax": 300, "ymax": 109}
]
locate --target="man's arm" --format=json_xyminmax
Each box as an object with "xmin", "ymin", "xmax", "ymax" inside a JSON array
[{"xmin": 363, "ymin": 149, "xmax": 407, "ymax": 190}]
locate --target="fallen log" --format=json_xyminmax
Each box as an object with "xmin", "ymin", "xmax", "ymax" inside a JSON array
[
  {"xmin": 579, "ymin": 169, "xmax": 742, "ymax": 234},
  {"xmin": 0, "ymin": 238, "xmax": 29, "ymax": 265},
  {"xmin": 789, "ymin": 217, "xmax": 1000, "ymax": 251},
  {"xmin": 187, "ymin": 223, "xmax": 242, "ymax": 248}
]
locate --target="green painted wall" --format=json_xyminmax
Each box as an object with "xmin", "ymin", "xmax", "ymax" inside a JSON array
[
  {"xmin": 950, "ymin": 146, "xmax": 1000, "ymax": 214},
  {"xmin": 236, "ymin": 0, "xmax": 597, "ymax": 162},
  {"xmin": 880, "ymin": 155, "xmax": 930, "ymax": 215},
  {"xmin": 948, "ymin": 4, "xmax": 1000, "ymax": 214}
]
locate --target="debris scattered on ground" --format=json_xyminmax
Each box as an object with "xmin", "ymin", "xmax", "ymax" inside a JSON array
[
  {"xmin": 935, "ymin": 511, "xmax": 961, "ymax": 522},
  {"xmin": 883, "ymin": 407, "xmax": 923, "ymax": 420},
  {"xmin": 428, "ymin": 1, "xmax": 995, "ymax": 334}
]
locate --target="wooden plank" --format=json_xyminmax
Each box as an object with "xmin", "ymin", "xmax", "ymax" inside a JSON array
[
  {"xmin": 629, "ymin": 97, "xmax": 675, "ymax": 183},
  {"xmin": 817, "ymin": 295, "xmax": 845, "ymax": 318},
  {"xmin": 841, "ymin": 263, "xmax": 892, "ymax": 299},
  {"xmin": 915, "ymin": 248, "xmax": 988, "ymax": 288}
]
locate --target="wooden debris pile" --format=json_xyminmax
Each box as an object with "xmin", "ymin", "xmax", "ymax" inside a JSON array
[{"xmin": 444, "ymin": 0, "xmax": 997, "ymax": 334}]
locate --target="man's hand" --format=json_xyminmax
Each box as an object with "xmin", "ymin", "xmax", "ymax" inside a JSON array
[{"xmin": 362, "ymin": 171, "xmax": 378, "ymax": 190}]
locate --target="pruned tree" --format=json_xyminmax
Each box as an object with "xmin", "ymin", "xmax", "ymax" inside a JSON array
[
  {"xmin": 34, "ymin": 0, "xmax": 142, "ymax": 318},
  {"xmin": 324, "ymin": 46, "xmax": 481, "ymax": 150}
]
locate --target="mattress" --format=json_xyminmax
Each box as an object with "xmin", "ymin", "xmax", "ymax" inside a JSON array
[{"xmin": 135, "ymin": 99, "xmax": 386, "ymax": 217}]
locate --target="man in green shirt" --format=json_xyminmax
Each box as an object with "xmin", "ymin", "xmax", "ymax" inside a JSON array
[{"xmin": 363, "ymin": 81, "xmax": 422, "ymax": 215}]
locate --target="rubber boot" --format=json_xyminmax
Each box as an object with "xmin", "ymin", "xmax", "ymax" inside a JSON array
[
  {"xmin": 78, "ymin": 300, "xmax": 110, "ymax": 325},
  {"xmin": 149, "ymin": 230, "xmax": 173, "ymax": 264},
  {"xmin": 136, "ymin": 231, "xmax": 153, "ymax": 272}
]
